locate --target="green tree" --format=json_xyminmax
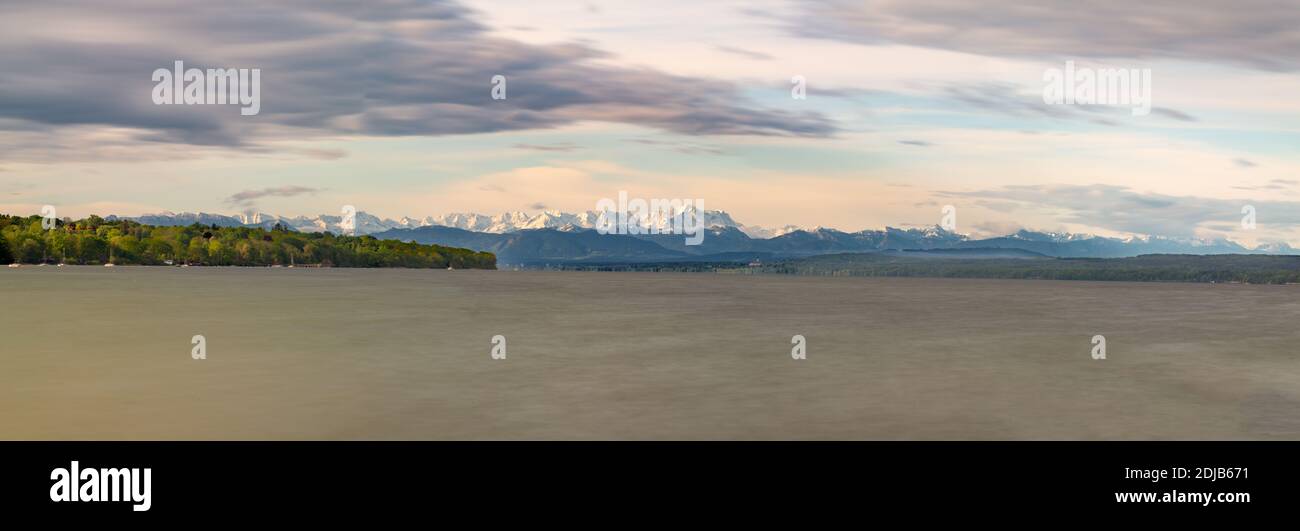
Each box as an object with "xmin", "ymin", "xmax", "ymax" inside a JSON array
[
  {"xmin": 19, "ymin": 238, "xmax": 43, "ymax": 263},
  {"xmin": 186, "ymin": 237, "xmax": 208, "ymax": 264},
  {"xmin": 0, "ymin": 213, "xmax": 497, "ymax": 269}
]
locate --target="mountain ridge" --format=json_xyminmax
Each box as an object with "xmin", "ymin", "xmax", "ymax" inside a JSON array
[
  {"xmin": 112, "ymin": 209, "xmax": 1296, "ymax": 260},
  {"xmin": 377, "ymin": 225, "xmax": 1296, "ymax": 265}
]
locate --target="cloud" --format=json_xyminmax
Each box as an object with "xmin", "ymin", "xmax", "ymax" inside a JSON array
[
  {"xmin": 513, "ymin": 142, "xmax": 580, "ymax": 152},
  {"xmin": 898, "ymin": 140, "xmax": 932, "ymax": 147},
  {"xmin": 390, "ymin": 162, "xmax": 936, "ymax": 232},
  {"xmin": 226, "ymin": 185, "xmax": 320, "ymax": 207},
  {"xmin": 0, "ymin": 0, "xmax": 836, "ymax": 162},
  {"xmin": 790, "ymin": 0, "xmax": 1300, "ymax": 71},
  {"xmin": 1234, "ymin": 158, "xmax": 1258, "ymax": 168},
  {"xmin": 937, "ymin": 82, "xmax": 1197, "ymax": 125},
  {"xmin": 942, "ymin": 83, "xmax": 1081, "ymax": 120},
  {"xmin": 940, "ymin": 184, "xmax": 1300, "ymax": 238},
  {"xmin": 625, "ymin": 138, "xmax": 727, "ymax": 156},
  {"xmin": 1151, "ymin": 108, "xmax": 1198, "ymax": 122},
  {"xmin": 971, "ymin": 220, "xmax": 1026, "ymax": 238},
  {"xmin": 1233, "ymin": 179, "xmax": 1298, "ymax": 191},
  {"xmin": 714, "ymin": 45, "xmax": 774, "ymax": 61},
  {"xmin": 294, "ymin": 148, "xmax": 349, "ymax": 160}
]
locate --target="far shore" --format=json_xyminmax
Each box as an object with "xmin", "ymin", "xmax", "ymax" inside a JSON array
[{"xmin": 7, "ymin": 260, "xmax": 1300, "ymax": 285}]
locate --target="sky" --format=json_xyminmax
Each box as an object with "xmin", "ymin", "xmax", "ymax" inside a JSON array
[{"xmin": 1, "ymin": 0, "xmax": 1298, "ymax": 245}]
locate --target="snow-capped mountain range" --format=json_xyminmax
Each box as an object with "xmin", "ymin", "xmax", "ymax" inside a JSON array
[
  {"xmin": 110, "ymin": 209, "xmax": 1295, "ymax": 258},
  {"xmin": 118, "ymin": 207, "xmax": 798, "ymax": 238}
]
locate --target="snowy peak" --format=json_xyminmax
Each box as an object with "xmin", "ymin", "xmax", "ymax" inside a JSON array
[
  {"xmin": 740, "ymin": 224, "xmax": 801, "ymax": 239},
  {"xmin": 1254, "ymin": 241, "xmax": 1296, "ymax": 254},
  {"xmin": 1009, "ymin": 229, "xmax": 1095, "ymax": 242},
  {"xmin": 424, "ymin": 208, "xmax": 747, "ymax": 234},
  {"xmin": 128, "ymin": 208, "xmax": 764, "ymax": 236},
  {"xmin": 119, "ymin": 210, "xmax": 1295, "ymax": 256}
]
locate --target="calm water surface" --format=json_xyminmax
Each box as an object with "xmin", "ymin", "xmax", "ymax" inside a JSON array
[{"xmin": 2, "ymin": 266, "xmax": 1297, "ymax": 439}]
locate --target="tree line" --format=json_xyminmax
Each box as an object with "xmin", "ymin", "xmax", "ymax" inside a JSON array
[{"xmin": 0, "ymin": 214, "xmax": 496, "ymax": 269}]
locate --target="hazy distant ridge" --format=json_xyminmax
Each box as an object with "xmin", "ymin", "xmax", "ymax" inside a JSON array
[
  {"xmin": 117, "ymin": 210, "xmax": 1295, "ymax": 262},
  {"xmin": 376, "ymin": 225, "xmax": 1295, "ymax": 264}
]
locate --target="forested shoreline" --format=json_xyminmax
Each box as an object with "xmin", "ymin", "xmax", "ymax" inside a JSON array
[{"xmin": 0, "ymin": 214, "xmax": 495, "ymax": 269}]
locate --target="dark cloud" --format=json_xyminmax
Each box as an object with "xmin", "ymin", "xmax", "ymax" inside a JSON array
[
  {"xmin": 940, "ymin": 184, "xmax": 1300, "ymax": 237},
  {"xmin": 898, "ymin": 140, "xmax": 932, "ymax": 147},
  {"xmin": 0, "ymin": 0, "xmax": 835, "ymax": 161},
  {"xmin": 226, "ymin": 185, "xmax": 320, "ymax": 206},
  {"xmin": 791, "ymin": 0, "xmax": 1300, "ymax": 71}
]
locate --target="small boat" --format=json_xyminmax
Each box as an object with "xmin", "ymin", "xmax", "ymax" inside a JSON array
[
  {"xmin": 6, "ymin": 263, "xmax": 19, "ymax": 268},
  {"xmin": 447, "ymin": 265, "xmax": 455, "ymax": 271},
  {"xmin": 104, "ymin": 263, "xmax": 116, "ymax": 268},
  {"xmin": 57, "ymin": 263, "xmax": 65, "ymax": 267}
]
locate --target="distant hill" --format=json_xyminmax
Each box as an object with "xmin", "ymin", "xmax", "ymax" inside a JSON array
[
  {"xmin": 114, "ymin": 206, "xmax": 765, "ymax": 237},
  {"xmin": 879, "ymin": 248, "xmax": 1051, "ymax": 259},
  {"xmin": 374, "ymin": 224, "xmax": 1296, "ymax": 265},
  {"xmin": 376, "ymin": 226, "xmax": 689, "ymax": 265},
  {"xmin": 119, "ymin": 210, "xmax": 1297, "ymax": 260}
]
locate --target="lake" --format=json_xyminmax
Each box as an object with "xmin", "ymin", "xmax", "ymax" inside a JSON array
[{"xmin": 2, "ymin": 266, "xmax": 1297, "ymax": 439}]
